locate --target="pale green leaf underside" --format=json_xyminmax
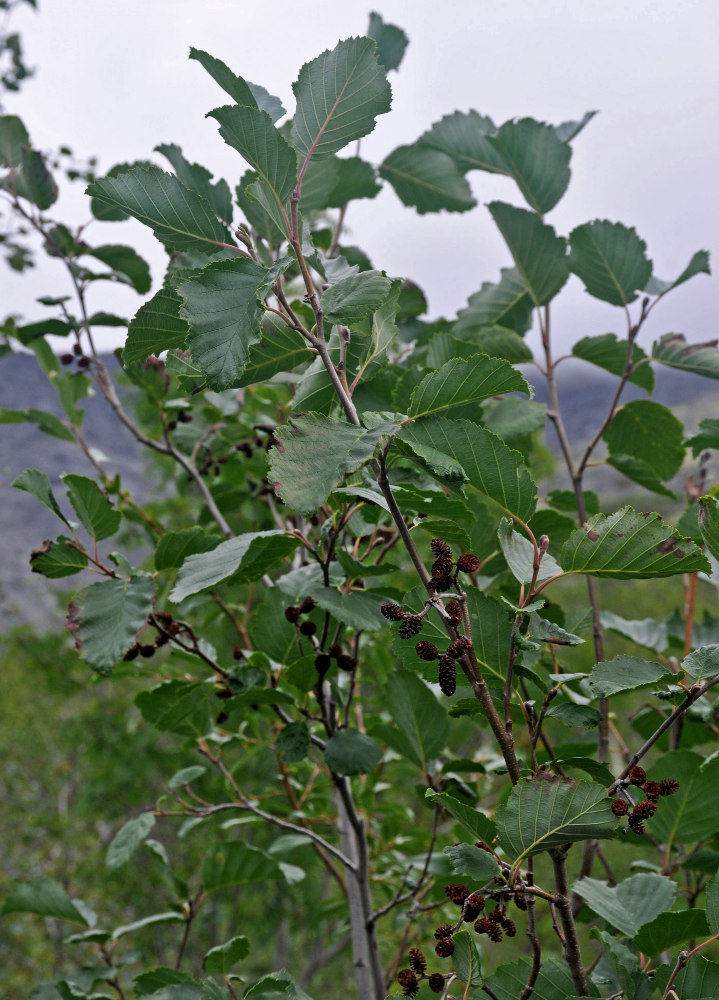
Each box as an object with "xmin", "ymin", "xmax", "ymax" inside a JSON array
[
  {"xmin": 497, "ymin": 775, "xmax": 619, "ymax": 865},
  {"xmin": 699, "ymin": 495, "xmax": 719, "ymax": 561},
  {"xmin": 86, "ymin": 166, "xmax": 233, "ymax": 252},
  {"xmin": 573, "ymin": 873, "xmax": 675, "ymax": 937},
  {"xmin": 652, "ymin": 332, "xmax": 719, "ymax": 380},
  {"xmin": 408, "ymin": 353, "xmax": 529, "ymax": 420},
  {"xmin": 568, "ymin": 219, "xmax": 652, "ymax": 305},
  {"xmin": 588, "ymin": 655, "xmax": 675, "ymax": 697},
  {"xmin": 379, "ymin": 143, "xmax": 476, "ymax": 214},
  {"xmin": 560, "ymin": 507, "xmax": 709, "ymax": 579},
  {"xmin": 292, "ymin": 36, "xmax": 391, "ymax": 162},
  {"xmin": 682, "ymin": 644, "xmax": 719, "ymax": 682},
  {"xmin": 170, "ymin": 531, "xmax": 299, "ymax": 601},
  {"xmin": 489, "ymin": 201, "xmax": 569, "ymax": 306},
  {"xmin": 645, "ymin": 249, "xmax": 710, "ymax": 295},
  {"xmin": 71, "ymin": 575, "xmax": 156, "ymax": 676},
  {"xmin": 398, "ymin": 417, "xmax": 537, "ymax": 521}
]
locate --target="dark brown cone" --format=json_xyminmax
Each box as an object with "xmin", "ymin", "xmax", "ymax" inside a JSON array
[
  {"xmin": 284, "ymin": 605, "xmax": 301, "ymax": 623},
  {"xmin": 428, "ymin": 973, "xmax": 445, "ymax": 994},
  {"xmin": 457, "ymin": 552, "xmax": 481, "ymax": 573},
  {"xmin": 438, "ymin": 655, "xmax": 457, "ymax": 696},
  {"xmin": 467, "ymin": 892, "xmax": 485, "ymax": 911},
  {"xmin": 328, "ymin": 643, "xmax": 343, "ymax": 658},
  {"xmin": 408, "ymin": 948, "xmax": 427, "ymax": 975},
  {"xmin": 659, "ymin": 778, "xmax": 680, "ymax": 796},
  {"xmin": 431, "ymin": 538, "xmax": 453, "ymax": 560},
  {"xmin": 474, "ymin": 917, "xmax": 494, "ymax": 935},
  {"xmin": 447, "ymin": 637, "xmax": 473, "ymax": 658},
  {"xmin": 435, "ymin": 938, "xmax": 454, "ymax": 958},
  {"xmin": 486, "ymin": 919, "xmax": 503, "ymax": 942},
  {"xmin": 336, "ymin": 654, "xmax": 357, "ymax": 672},
  {"xmin": 444, "ymin": 883, "xmax": 470, "ymax": 905},
  {"xmin": 397, "ymin": 969, "xmax": 419, "ymax": 998},
  {"xmin": 315, "ymin": 653, "xmax": 331, "ymax": 675},
  {"xmin": 430, "ymin": 575, "xmax": 454, "ymax": 592},
  {"xmin": 432, "ymin": 557, "xmax": 454, "ymax": 579},
  {"xmin": 445, "ymin": 600, "xmax": 463, "ymax": 624},
  {"xmin": 398, "ymin": 616, "xmax": 423, "ymax": 639},
  {"xmin": 298, "ymin": 596, "xmax": 316, "ymax": 614},
  {"xmin": 381, "ymin": 602, "xmax": 406, "ymax": 621},
  {"xmin": 434, "ymin": 924, "xmax": 454, "ymax": 940},
  {"xmin": 633, "ymin": 800, "xmax": 657, "ymax": 820},
  {"xmin": 299, "ymin": 620, "xmax": 317, "ymax": 637},
  {"xmin": 628, "ymin": 765, "xmax": 647, "ymax": 786},
  {"xmin": 415, "ymin": 640, "xmax": 439, "ymax": 661},
  {"xmin": 611, "ymin": 799, "xmax": 629, "ymax": 816},
  {"xmin": 643, "ymin": 781, "xmax": 662, "ymax": 800},
  {"xmin": 628, "ymin": 814, "xmax": 646, "ymax": 834}
]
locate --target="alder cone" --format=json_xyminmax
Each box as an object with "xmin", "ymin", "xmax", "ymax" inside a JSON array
[{"xmin": 438, "ymin": 655, "xmax": 457, "ymax": 696}]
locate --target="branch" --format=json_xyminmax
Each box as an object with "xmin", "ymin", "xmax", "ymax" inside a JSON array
[{"xmin": 549, "ymin": 846, "xmax": 590, "ymax": 996}]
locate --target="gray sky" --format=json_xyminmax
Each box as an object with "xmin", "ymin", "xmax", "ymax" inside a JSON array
[{"xmin": 4, "ymin": 0, "xmax": 718, "ymax": 359}]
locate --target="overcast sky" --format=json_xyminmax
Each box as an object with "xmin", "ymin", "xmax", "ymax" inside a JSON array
[{"xmin": 3, "ymin": 0, "xmax": 718, "ymax": 357}]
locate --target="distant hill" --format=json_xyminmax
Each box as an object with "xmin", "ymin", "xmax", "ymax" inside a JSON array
[{"xmin": 1, "ymin": 352, "xmax": 717, "ymax": 628}]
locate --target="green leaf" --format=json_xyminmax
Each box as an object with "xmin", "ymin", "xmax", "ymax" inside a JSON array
[
  {"xmin": 170, "ymin": 531, "xmax": 298, "ymax": 601},
  {"xmin": 454, "ymin": 268, "xmax": 534, "ymax": 337},
  {"xmin": 304, "ymin": 584, "xmax": 387, "ymax": 631},
  {"xmin": 398, "ymin": 417, "xmax": 537, "ymax": 521},
  {"xmin": 106, "ymin": 812, "xmax": 156, "ymax": 870},
  {"xmin": 133, "ymin": 969, "xmax": 195, "ymax": 997},
  {"xmin": 554, "ymin": 110, "xmax": 598, "ymax": 142},
  {"xmin": 653, "ymin": 954, "xmax": 719, "ymax": 1000},
  {"xmin": 189, "ymin": 48, "xmax": 285, "ymax": 122},
  {"xmin": 496, "ymin": 774, "xmax": 619, "ymax": 866},
  {"xmin": 0, "ymin": 113, "xmax": 29, "ymax": 166},
  {"xmin": 167, "ymin": 766, "xmax": 206, "ymax": 790},
  {"xmin": 203, "ymin": 842, "xmax": 282, "ymax": 891},
  {"xmin": 487, "ymin": 118, "xmax": 572, "ymax": 214},
  {"xmin": 208, "ymin": 104, "xmax": 297, "ymax": 224},
  {"xmin": 269, "ymin": 414, "xmax": 393, "ymax": 515},
  {"xmin": 18, "ymin": 147, "xmax": 58, "ymax": 208},
  {"xmin": 113, "ymin": 913, "xmax": 185, "ymax": 942},
  {"xmin": 30, "ymin": 537, "xmax": 88, "ymax": 578},
  {"xmin": 297, "ymin": 156, "xmax": 339, "ymax": 213},
  {"xmin": 384, "ymin": 672, "xmax": 449, "ymax": 770},
  {"xmin": 12, "ymin": 467, "xmax": 71, "ymax": 527},
  {"xmin": 465, "ymin": 588, "xmax": 514, "ymax": 685},
  {"xmin": 367, "ymin": 12, "xmax": 408, "ymax": 71},
  {"xmin": 135, "ymin": 681, "xmax": 212, "ymax": 737},
  {"xmin": 447, "ymin": 325, "xmax": 533, "ymax": 364},
  {"xmin": 648, "ymin": 750, "xmax": 719, "ymax": 846},
  {"xmin": 708, "ymin": 873, "xmax": 719, "ymax": 935},
  {"xmin": 652, "ymin": 332, "xmax": 719, "ymax": 380},
  {"xmin": 483, "ymin": 957, "xmax": 580, "ymax": 1000},
  {"xmin": 69, "ymin": 575, "xmax": 155, "ymax": 676},
  {"xmin": 177, "ymin": 256, "xmax": 276, "ymax": 390},
  {"xmin": 604, "ymin": 399, "xmax": 685, "ymax": 481},
  {"xmin": 682, "ymin": 645, "xmax": 719, "ymax": 682},
  {"xmin": 408, "ymin": 354, "xmax": 528, "ymax": 421},
  {"xmin": 527, "ymin": 615, "xmax": 584, "ymax": 646},
  {"xmin": 155, "ymin": 143, "xmax": 232, "ymax": 224},
  {"xmin": 61, "ymin": 473, "xmax": 122, "ymax": 541},
  {"xmin": 1, "ymin": 877, "xmax": 89, "ymax": 925},
  {"xmin": 688, "ymin": 418, "xmax": 719, "ymax": 457},
  {"xmin": 484, "ymin": 398, "xmax": 546, "ymax": 441},
  {"xmin": 645, "ymin": 249, "xmax": 711, "ymax": 295},
  {"xmin": 244, "ymin": 971, "xmax": 314, "ymax": 1000},
  {"xmin": 292, "ymin": 36, "xmax": 391, "ymax": 163},
  {"xmin": 568, "ymin": 220, "xmax": 652, "ymax": 305},
  {"xmin": 86, "ymin": 166, "xmax": 233, "ymax": 252},
  {"xmin": 572, "ymin": 333, "xmax": 654, "ymax": 392},
  {"xmin": 497, "ymin": 518, "xmax": 562, "ymax": 584},
  {"xmin": 699, "ymin": 495, "xmax": 719, "ymax": 561},
  {"xmin": 321, "ymin": 269, "xmax": 392, "ymax": 325},
  {"xmin": 425, "ymin": 790, "xmax": 497, "ymax": 844},
  {"xmin": 600, "ymin": 610, "xmax": 668, "ymax": 652},
  {"xmin": 324, "ymin": 727, "xmax": 382, "ymax": 775},
  {"xmin": 325, "ymin": 156, "xmax": 381, "ymax": 206},
  {"xmin": 444, "ymin": 844, "xmax": 499, "ymax": 883},
  {"xmin": 594, "ymin": 930, "xmax": 654, "ymax": 1000},
  {"xmin": 451, "ymin": 929, "xmax": 483, "ymax": 989},
  {"xmin": 544, "ymin": 702, "xmax": 602, "ymax": 729},
  {"xmin": 0, "ymin": 406, "xmax": 75, "ymax": 442},
  {"xmin": 634, "ymin": 909, "xmax": 709, "ymax": 956},
  {"xmin": 276, "ymin": 722, "xmax": 310, "ymax": 763},
  {"xmin": 588, "ymin": 655, "xmax": 675, "ymax": 697},
  {"xmin": 607, "ymin": 454, "xmax": 677, "ymax": 499},
  {"xmin": 379, "ymin": 142, "xmax": 476, "ymax": 214},
  {"xmin": 573, "ymin": 873, "xmax": 675, "ymax": 936},
  {"xmin": 419, "ymin": 109, "xmax": 504, "ymax": 174},
  {"xmin": 86, "ymin": 244, "xmax": 152, "ymax": 294},
  {"xmin": 154, "ymin": 528, "xmax": 219, "ymax": 571},
  {"xmin": 488, "ymin": 201, "xmax": 569, "ymax": 306},
  {"xmin": 236, "ymin": 312, "xmax": 309, "ymax": 387},
  {"xmin": 561, "ymin": 507, "xmax": 709, "ymax": 579},
  {"xmin": 203, "ymin": 936, "xmax": 250, "ymax": 974}
]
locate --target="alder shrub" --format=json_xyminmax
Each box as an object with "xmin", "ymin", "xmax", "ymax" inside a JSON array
[{"xmin": 3, "ymin": 11, "xmax": 719, "ymax": 1000}]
